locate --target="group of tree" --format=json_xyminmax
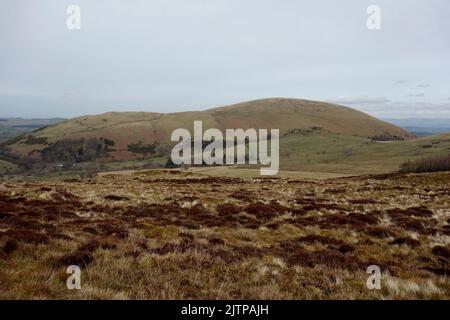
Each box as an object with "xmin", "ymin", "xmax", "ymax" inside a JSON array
[
  {"xmin": 41, "ymin": 138, "xmax": 112, "ymax": 163},
  {"xmin": 127, "ymin": 141, "xmax": 157, "ymax": 155},
  {"xmin": 400, "ymin": 154, "xmax": 450, "ymax": 173}
]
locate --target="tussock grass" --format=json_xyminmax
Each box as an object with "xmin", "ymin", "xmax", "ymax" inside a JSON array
[{"xmin": 0, "ymin": 170, "xmax": 449, "ymax": 299}]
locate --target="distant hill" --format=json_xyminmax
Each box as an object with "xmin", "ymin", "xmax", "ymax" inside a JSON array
[
  {"xmin": 5, "ymin": 98, "xmax": 449, "ymax": 176},
  {"xmin": 0, "ymin": 98, "xmax": 414, "ymax": 164},
  {"xmin": 383, "ymin": 118, "xmax": 450, "ymax": 137},
  {"xmin": 0, "ymin": 118, "xmax": 64, "ymax": 143}
]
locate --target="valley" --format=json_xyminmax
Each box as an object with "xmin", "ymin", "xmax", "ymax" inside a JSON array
[{"xmin": 1, "ymin": 98, "xmax": 449, "ymax": 178}]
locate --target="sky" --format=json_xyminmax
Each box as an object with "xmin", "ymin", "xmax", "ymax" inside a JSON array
[{"xmin": 0, "ymin": 0, "xmax": 449, "ymax": 119}]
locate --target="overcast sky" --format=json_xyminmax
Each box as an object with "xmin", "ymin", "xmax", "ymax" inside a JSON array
[{"xmin": 0, "ymin": 0, "xmax": 449, "ymax": 118}]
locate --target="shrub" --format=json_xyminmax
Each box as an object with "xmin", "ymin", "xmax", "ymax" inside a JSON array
[
  {"xmin": 23, "ymin": 135, "xmax": 48, "ymax": 145},
  {"xmin": 369, "ymin": 134, "xmax": 404, "ymax": 141},
  {"xmin": 400, "ymin": 154, "xmax": 450, "ymax": 173},
  {"xmin": 102, "ymin": 138, "xmax": 115, "ymax": 146},
  {"xmin": 41, "ymin": 138, "xmax": 107, "ymax": 163},
  {"xmin": 127, "ymin": 141, "xmax": 156, "ymax": 155}
]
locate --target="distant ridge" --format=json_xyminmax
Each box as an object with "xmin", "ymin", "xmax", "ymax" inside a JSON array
[{"xmin": 2, "ymin": 98, "xmax": 414, "ymax": 163}]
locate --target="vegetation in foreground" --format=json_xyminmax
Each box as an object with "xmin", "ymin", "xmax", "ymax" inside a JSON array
[{"xmin": 0, "ymin": 170, "xmax": 449, "ymax": 299}]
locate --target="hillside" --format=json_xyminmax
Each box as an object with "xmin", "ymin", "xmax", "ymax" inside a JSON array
[
  {"xmin": 0, "ymin": 118, "xmax": 64, "ymax": 143},
  {"xmin": 279, "ymin": 132, "xmax": 450, "ymax": 175},
  {"xmin": 0, "ymin": 98, "xmax": 414, "ymax": 165}
]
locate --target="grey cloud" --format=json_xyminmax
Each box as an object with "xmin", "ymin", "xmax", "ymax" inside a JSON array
[
  {"xmin": 346, "ymin": 101, "xmax": 450, "ymax": 119},
  {"xmin": 408, "ymin": 93, "xmax": 425, "ymax": 97},
  {"xmin": 1, "ymin": 0, "xmax": 450, "ymax": 118},
  {"xmin": 417, "ymin": 84, "xmax": 431, "ymax": 88},
  {"xmin": 329, "ymin": 96, "xmax": 390, "ymax": 105}
]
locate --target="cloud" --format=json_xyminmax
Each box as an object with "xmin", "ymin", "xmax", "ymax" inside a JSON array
[
  {"xmin": 351, "ymin": 101, "xmax": 450, "ymax": 119},
  {"xmin": 417, "ymin": 84, "xmax": 431, "ymax": 88},
  {"xmin": 328, "ymin": 95, "xmax": 450, "ymax": 118},
  {"xmin": 329, "ymin": 96, "xmax": 390, "ymax": 105},
  {"xmin": 408, "ymin": 93, "xmax": 425, "ymax": 97},
  {"xmin": 1, "ymin": 2, "xmax": 449, "ymax": 118}
]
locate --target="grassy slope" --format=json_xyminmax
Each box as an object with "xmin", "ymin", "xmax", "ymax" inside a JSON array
[
  {"xmin": 0, "ymin": 118, "xmax": 64, "ymax": 144},
  {"xmin": 194, "ymin": 132, "xmax": 450, "ymax": 177},
  {"xmin": 0, "ymin": 159, "xmax": 18, "ymax": 176},
  {"xmin": 3, "ymin": 131, "xmax": 450, "ymax": 177},
  {"xmin": 279, "ymin": 132, "xmax": 450, "ymax": 174},
  {"xmin": 33, "ymin": 99, "xmax": 412, "ymax": 141},
  {"xmin": 4, "ymin": 98, "xmax": 413, "ymax": 162},
  {"xmin": 210, "ymin": 98, "xmax": 412, "ymax": 139},
  {"xmin": 4, "ymin": 98, "xmax": 449, "ymax": 176}
]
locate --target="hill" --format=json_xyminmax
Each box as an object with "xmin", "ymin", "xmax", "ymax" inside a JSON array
[
  {"xmin": 0, "ymin": 98, "xmax": 414, "ymax": 166},
  {"xmin": 0, "ymin": 118, "xmax": 64, "ymax": 143}
]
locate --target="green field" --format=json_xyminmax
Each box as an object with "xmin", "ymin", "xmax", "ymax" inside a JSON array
[
  {"xmin": 278, "ymin": 132, "xmax": 450, "ymax": 174},
  {"xmin": 96, "ymin": 156, "xmax": 167, "ymax": 172},
  {"xmin": 161, "ymin": 132, "xmax": 450, "ymax": 178}
]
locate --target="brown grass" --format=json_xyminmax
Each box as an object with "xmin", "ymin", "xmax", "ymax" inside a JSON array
[{"xmin": 0, "ymin": 170, "xmax": 449, "ymax": 299}]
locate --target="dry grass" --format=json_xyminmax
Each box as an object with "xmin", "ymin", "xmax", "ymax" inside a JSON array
[{"xmin": 0, "ymin": 170, "xmax": 449, "ymax": 299}]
